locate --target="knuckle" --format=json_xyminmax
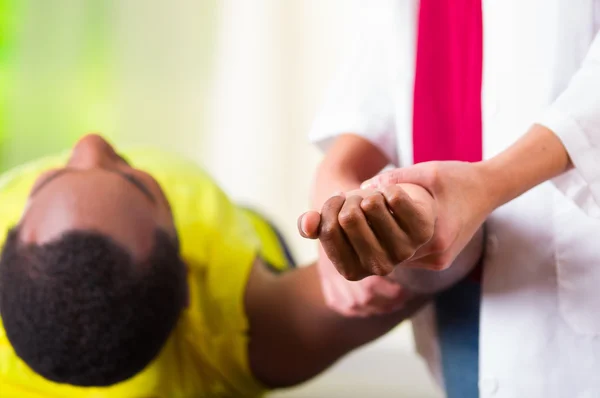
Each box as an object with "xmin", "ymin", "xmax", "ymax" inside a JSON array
[
  {"xmin": 381, "ymin": 176, "xmax": 396, "ymax": 188},
  {"xmin": 424, "ymin": 162, "xmax": 442, "ymax": 188},
  {"xmin": 338, "ymin": 267, "xmax": 360, "ymax": 281},
  {"xmin": 323, "ymin": 195, "xmax": 344, "ymax": 209},
  {"xmin": 338, "ymin": 207, "xmax": 363, "ymax": 229},
  {"xmin": 376, "ymin": 173, "xmax": 392, "ymax": 186},
  {"xmin": 428, "ymin": 239, "xmax": 445, "ymax": 254},
  {"xmin": 319, "ymin": 222, "xmax": 339, "ymax": 241},
  {"xmin": 345, "ymin": 272, "xmax": 363, "ymax": 282},
  {"xmin": 429, "ymin": 233, "xmax": 452, "ymax": 253},
  {"xmin": 354, "ymin": 292, "xmax": 371, "ymax": 308},
  {"xmin": 365, "ymin": 257, "xmax": 394, "ymax": 277},
  {"xmin": 392, "ymin": 246, "xmax": 416, "ymax": 264},
  {"xmin": 386, "ymin": 189, "xmax": 409, "ymax": 210},
  {"xmin": 426, "ymin": 254, "xmax": 452, "ymax": 271},
  {"xmin": 360, "ymin": 194, "xmax": 385, "ymax": 214}
]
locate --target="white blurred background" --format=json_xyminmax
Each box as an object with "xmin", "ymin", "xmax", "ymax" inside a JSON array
[
  {"xmin": 196, "ymin": 2, "xmax": 439, "ymax": 395},
  {"xmin": 0, "ymin": 1, "xmax": 442, "ymax": 396}
]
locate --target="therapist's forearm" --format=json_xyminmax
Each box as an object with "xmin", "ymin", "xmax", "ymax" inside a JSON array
[{"xmin": 478, "ymin": 124, "xmax": 572, "ymax": 210}]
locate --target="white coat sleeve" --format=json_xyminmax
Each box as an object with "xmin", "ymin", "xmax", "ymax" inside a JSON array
[
  {"xmin": 308, "ymin": 0, "xmax": 417, "ymax": 166},
  {"xmin": 537, "ymin": 32, "xmax": 600, "ymax": 217}
]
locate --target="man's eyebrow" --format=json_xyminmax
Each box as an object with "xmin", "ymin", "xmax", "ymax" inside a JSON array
[
  {"xmin": 30, "ymin": 169, "xmax": 69, "ymax": 196},
  {"xmin": 30, "ymin": 169, "xmax": 156, "ymax": 203},
  {"xmin": 113, "ymin": 171, "xmax": 156, "ymax": 203}
]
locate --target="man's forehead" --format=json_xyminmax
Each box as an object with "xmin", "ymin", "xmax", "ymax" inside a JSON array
[{"xmin": 19, "ymin": 174, "xmax": 158, "ymax": 260}]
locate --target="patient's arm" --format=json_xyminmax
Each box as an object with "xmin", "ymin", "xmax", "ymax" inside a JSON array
[
  {"xmin": 244, "ymin": 258, "xmax": 428, "ymax": 388},
  {"xmin": 245, "ymin": 223, "xmax": 483, "ymax": 388},
  {"xmin": 245, "ymin": 182, "xmax": 484, "ymax": 388}
]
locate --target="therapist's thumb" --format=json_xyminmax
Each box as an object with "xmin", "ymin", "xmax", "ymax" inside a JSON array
[
  {"xmin": 361, "ymin": 164, "xmax": 431, "ymax": 189},
  {"xmin": 298, "ymin": 211, "xmax": 321, "ymax": 239}
]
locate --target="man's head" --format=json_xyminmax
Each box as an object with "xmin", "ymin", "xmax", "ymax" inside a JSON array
[{"xmin": 0, "ymin": 134, "xmax": 188, "ymax": 386}]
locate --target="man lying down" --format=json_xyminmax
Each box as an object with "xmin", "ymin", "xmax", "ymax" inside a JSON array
[{"xmin": 0, "ymin": 134, "xmax": 476, "ymax": 397}]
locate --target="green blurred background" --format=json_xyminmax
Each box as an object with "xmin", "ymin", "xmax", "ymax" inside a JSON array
[{"xmin": 0, "ymin": 0, "xmax": 218, "ymax": 171}]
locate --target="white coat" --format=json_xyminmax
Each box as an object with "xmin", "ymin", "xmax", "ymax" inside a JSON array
[{"xmin": 310, "ymin": 1, "xmax": 600, "ymax": 397}]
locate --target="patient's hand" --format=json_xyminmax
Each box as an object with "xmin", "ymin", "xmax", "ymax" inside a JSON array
[{"xmin": 300, "ymin": 184, "xmax": 437, "ymax": 281}]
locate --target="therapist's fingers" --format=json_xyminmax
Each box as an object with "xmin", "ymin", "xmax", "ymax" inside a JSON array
[
  {"xmin": 380, "ymin": 185, "xmax": 435, "ymax": 251},
  {"xmin": 360, "ymin": 192, "xmax": 416, "ymax": 264},
  {"xmin": 298, "ymin": 211, "xmax": 321, "ymax": 239},
  {"xmin": 338, "ymin": 195, "xmax": 394, "ymax": 278},
  {"xmin": 361, "ymin": 164, "xmax": 432, "ymax": 190},
  {"xmin": 319, "ymin": 195, "xmax": 365, "ymax": 281}
]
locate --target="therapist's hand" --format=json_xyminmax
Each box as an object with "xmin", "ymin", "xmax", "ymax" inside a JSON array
[
  {"xmin": 361, "ymin": 161, "xmax": 493, "ymax": 271},
  {"xmin": 356, "ymin": 124, "xmax": 573, "ymax": 274}
]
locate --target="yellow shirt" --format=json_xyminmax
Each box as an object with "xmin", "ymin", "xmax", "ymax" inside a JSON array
[{"xmin": 0, "ymin": 149, "xmax": 290, "ymax": 398}]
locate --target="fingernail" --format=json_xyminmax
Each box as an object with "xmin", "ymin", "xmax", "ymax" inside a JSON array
[
  {"xmin": 332, "ymin": 191, "xmax": 345, "ymax": 198},
  {"xmin": 298, "ymin": 214, "xmax": 307, "ymax": 237},
  {"xmin": 361, "ymin": 182, "xmax": 374, "ymax": 189},
  {"xmin": 300, "ymin": 222, "xmax": 308, "ymax": 236}
]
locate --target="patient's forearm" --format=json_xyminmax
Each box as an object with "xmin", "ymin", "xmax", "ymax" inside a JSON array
[{"xmin": 246, "ymin": 261, "xmax": 428, "ymax": 388}]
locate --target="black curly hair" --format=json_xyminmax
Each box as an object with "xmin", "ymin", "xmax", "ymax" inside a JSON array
[{"xmin": 0, "ymin": 227, "xmax": 187, "ymax": 387}]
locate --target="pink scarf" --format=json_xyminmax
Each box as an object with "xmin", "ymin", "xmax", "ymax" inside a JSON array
[{"xmin": 412, "ymin": 0, "xmax": 483, "ymax": 164}]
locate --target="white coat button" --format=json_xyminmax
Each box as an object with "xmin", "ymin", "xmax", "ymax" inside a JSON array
[{"xmin": 479, "ymin": 377, "xmax": 498, "ymax": 395}]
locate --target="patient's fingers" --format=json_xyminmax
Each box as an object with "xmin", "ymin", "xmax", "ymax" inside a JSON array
[{"xmin": 298, "ymin": 211, "xmax": 321, "ymax": 239}]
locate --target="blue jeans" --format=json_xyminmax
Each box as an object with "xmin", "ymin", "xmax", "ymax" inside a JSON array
[{"xmin": 435, "ymin": 276, "xmax": 481, "ymax": 398}]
